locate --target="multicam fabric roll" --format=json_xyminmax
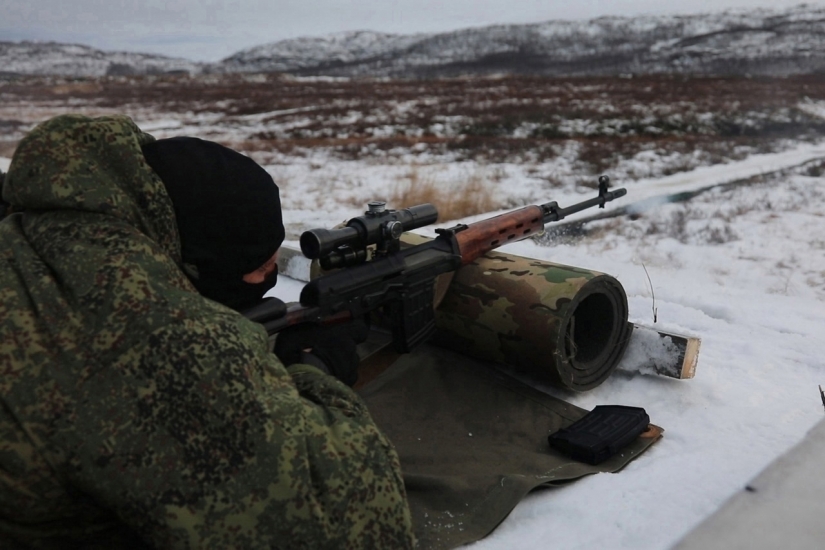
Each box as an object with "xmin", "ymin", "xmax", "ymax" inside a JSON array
[{"xmin": 429, "ymin": 247, "xmax": 632, "ymax": 392}]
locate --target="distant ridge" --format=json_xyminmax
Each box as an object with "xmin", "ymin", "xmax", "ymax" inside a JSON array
[
  {"xmin": 0, "ymin": 41, "xmax": 202, "ymax": 77},
  {"xmin": 4, "ymin": 4, "xmax": 825, "ymax": 78},
  {"xmin": 220, "ymin": 5, "xmax": 825, "ymax": 77}
]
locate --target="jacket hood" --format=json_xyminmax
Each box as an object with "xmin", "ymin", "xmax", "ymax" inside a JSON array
[{"xmin": 3, "ymin": 114, "xmax": 181, "ymax": 263}]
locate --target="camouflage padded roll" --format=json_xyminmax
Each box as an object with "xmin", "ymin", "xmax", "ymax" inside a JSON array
[{"xmin": 429, "ymin": 245, "xmax": 632, "ymax": 391}]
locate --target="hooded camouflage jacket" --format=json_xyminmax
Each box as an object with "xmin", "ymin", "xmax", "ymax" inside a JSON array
[{"xmin": 0, "ymin": 115, "xmax": 414, "ymax": 549}]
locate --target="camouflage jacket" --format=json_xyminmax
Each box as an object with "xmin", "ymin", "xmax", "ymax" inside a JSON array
[{"xmin": 0, "ymin": 115, "xmax": 414, "ymax": 549}]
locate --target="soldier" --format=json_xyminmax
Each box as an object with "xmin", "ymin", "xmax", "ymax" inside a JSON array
[{"xmin": 0, "ymin": 115, "xmax": 414, "ymax": 549}]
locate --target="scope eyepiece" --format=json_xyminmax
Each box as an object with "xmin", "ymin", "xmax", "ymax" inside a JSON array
[{"xmin": 300, "ymin": 226, "xmax": 360, "ymax": 259}]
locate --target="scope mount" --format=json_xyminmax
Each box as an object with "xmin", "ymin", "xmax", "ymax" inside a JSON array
[{"xmin": 364, "ymin": 201, "xmax": 404, "ymax": 257}]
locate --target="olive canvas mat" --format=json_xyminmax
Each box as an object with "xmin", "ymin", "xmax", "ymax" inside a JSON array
[{"xmin": 359, "ymin": 345, "xmax": 662, "ymax": 549}]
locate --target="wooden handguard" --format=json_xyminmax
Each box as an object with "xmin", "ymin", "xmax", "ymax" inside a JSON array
[{"xmin": 453, "ymin": 205, "xmax": 545, "ymax": 264}]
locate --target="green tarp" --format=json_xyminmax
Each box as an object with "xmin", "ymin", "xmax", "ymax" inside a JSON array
[{"xmin": 359, "ymin": 345, "xmax": 661, "ymax": 549}]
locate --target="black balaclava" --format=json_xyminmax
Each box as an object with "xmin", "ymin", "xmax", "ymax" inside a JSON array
[{"xmin": 141, "ymin": 137, "xmax": 285, "ymax": 311}]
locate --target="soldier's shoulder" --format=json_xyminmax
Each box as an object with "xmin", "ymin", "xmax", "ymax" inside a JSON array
[{"xmin": 0, "ymin": 170, "xmax": 7, "ymax": 221}]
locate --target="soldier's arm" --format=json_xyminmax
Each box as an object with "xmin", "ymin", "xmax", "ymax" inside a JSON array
[{"xmin": 71, "ymin": 316, "xmax": 414, "ymax": 549}]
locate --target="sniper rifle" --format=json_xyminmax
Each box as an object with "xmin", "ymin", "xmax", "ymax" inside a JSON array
[{"xmin": 243, "ymin": 175, "xmax": 626, "ymax": 354}]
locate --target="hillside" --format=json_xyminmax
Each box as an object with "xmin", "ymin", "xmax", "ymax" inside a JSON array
[
  {"xmin": 0, "ymin": 41, "xmax": 202, "ymax": 77},
  {"xmin": 3, "ymin": 4, "xmax": 825, "ymax": 78},
  {"xmin": 221, "ymin": 5, "xmax": 825, "ymax": 77}
]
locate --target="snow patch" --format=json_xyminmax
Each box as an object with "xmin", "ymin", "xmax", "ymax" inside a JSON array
[
  {"xmin": 798, "ymin": 99, "xmax": 825, "ymax": 120},
  {"xmin": 618, "ymin": 330, "xmax": 685, "ymax": 377}
]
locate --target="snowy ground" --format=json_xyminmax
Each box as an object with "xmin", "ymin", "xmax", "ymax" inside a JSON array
[
  {"xmin": 462, "ymin": 163, "xmax": 825, "ymax": 550},
  {"xmin": 2, "ymin": 90, "xmax": 824, "ymax": 548},
  {"xmin": 259, "ymin": 144, "xmax": 825, "ymax": 549}
]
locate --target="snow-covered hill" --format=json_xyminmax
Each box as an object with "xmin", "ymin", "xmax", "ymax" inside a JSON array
[
  {"xmin": 3, "ymin": 4, "xmax": 825, "ymax": 78},
  {"xmin": 220, "ymin": 4, "xmax": 825, "ymax": 77},
  {"xmin": 0, "ymin": 41, "xmax": 203, "ymax": 77},
  {"xmin": 219, "ymin": 31, "xmax": 425, "ymax": 73}
]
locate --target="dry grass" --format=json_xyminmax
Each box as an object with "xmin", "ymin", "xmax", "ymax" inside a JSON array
[
  {"xmin": 4, "ymin": 72, "xmax": 825, "ymax": 174},
  {"xmin": 390, "ymin": 167, "xmax": 499, "ymax": 221}
]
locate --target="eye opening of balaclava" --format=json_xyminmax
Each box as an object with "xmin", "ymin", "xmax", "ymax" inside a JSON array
[{"xmin": 141, "ymin": 137, "xmax": 285, "ymax": 311}]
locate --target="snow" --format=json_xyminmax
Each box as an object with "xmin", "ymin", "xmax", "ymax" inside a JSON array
[
  {"xmin": 798, "ymin": 99, "xmax": 825, "ymax": 120},
  {"xmin": 467, "ymin": 176, "xmax": 825, "ymax": 549},
  {"xmin": 217, "ymin": 4, "xmax": 825, "ymax": 77},
  {"xmin": 222, "ymin": 30, "xmax": 424, "ymax": 70},
  {"xmin": 136, "ymin": 119, "xmax": 185, "ymax": 133},
  {"xmin": 618, "ymin": 329, "xmax": 686, "ymax": 378},
  {"xmin": 0, "ymin": 157, "xmax": 10, "ymax": 172},
  {"xmin": 5, "ymin": 4, "xmax": 825, "ymax": 78},
  {"xmin": 599, "ymin": 142, "xmax": 825, "ymax": 217},
  {"xmin": 0, "ymin": 41, "xmax": 202, "ymax": 77},
  {"xmin": 265, "ymin": 143, "xmax": 825, "ymax": 550}
]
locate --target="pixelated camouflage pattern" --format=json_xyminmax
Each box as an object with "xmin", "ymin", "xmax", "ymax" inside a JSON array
[
  {"xmin": 0, "ymin": 115, "xmax": 414, "ymax": 548},
  {"xmin": 400, "ymin": 233, "xmax": 630, "ymax": 391},
  {"xmin": 0, "ymin": 170, "xmax": 8, "ymax": 220}
]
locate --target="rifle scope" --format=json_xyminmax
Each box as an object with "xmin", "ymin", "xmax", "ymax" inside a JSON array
[{"xmin": 301, "ymin": 202, "xmax": 438, "ymax": 260}]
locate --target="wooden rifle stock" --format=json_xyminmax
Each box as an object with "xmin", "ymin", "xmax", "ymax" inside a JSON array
[
  {"xmin": 451, "ymin": 205, "xmax": 545, "ymax": 265},
  {"xmin": 448, "ymin": 185, "xmax": 627, "ymax": 264}
]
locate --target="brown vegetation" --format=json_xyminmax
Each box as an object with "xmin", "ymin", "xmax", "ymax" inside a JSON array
[
  {"xmin": 3, "ymin": 72, "xmax": 825, "ymax": 179},
  {"xmin": 389, "ymin": 167, "xmax": 498, "ymax": 221}
]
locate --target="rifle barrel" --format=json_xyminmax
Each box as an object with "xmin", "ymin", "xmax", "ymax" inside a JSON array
[{"xmin": 541, "ymin": 187, "xmax": 626, "ymax": 223}]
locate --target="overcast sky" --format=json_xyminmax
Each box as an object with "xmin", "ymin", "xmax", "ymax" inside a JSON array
[{"xmin": 1, "ymin": 0, "xmax": 821, "ymax": 62}]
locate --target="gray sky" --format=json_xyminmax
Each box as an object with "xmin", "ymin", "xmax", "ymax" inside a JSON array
[{"xmin": 1, "ymin": 0, "xmax": 820, "ymax": 62}]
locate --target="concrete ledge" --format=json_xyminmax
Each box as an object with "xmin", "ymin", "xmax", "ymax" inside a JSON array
[
  {"xmin": 276, "ymin": 245, "xmax": 315, "ymax": 282},
  {"xmin": 673, "ymin": 417, "xmax": 825, "ymax": 550}
]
